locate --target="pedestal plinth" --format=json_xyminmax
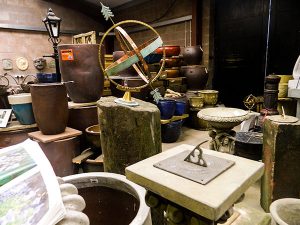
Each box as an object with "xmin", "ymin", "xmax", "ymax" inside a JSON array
[
  {"xmin": 126, "ymin": 144, "xmax": 264, "ymax": 223},
  {"xmin": 97, "ymin": 96, "xmax": 161, "ymax": 174}
]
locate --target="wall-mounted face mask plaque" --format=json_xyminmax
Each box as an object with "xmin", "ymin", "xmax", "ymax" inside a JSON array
[{"xmin": 33, "ymin": 57, "xmax": 46, "ymax": 70}]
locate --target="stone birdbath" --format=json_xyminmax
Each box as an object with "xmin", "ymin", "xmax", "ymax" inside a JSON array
[{"xmin": 197, "ymin": 107, "xmax": 250, "ymax": 154}]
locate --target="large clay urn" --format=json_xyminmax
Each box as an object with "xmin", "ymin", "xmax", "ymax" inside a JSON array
[
  {"xmin": 58, "ymin": 44, "xmax": 104, "ymax": 103},
  {"xmin": 182, "ymin": 45, "xmax": 203, "ymax": 65},
  {"xmin": 181, "ymin": 65, "xmax": 209, "ymax": 90},
  {"xmin": 30, "ymin": 83, "xmax": 68, "ymax": 135}
]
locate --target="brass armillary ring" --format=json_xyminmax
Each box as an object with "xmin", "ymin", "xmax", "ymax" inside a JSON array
[{"xmin": 98, "ymin": 20, "xmax": 165, "ymax": 92}]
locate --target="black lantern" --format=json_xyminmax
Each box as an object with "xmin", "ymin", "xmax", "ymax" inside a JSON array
[{"xmin": 43, "ymin": 8, "xmax": 62, "ymax": 82}]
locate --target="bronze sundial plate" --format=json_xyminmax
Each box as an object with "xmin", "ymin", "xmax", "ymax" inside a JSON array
[{"xmin": 153, "ymin": 150, "xmax": 235, "ymax": 185}]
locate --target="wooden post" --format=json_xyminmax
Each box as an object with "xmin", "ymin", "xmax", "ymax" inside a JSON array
[{"xmin": 97, "ymin": 96, "xmax": 162, "ymax": 174}]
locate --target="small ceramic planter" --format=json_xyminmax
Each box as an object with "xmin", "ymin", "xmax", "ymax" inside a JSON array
[
  {"xmin": 174, "ymin": 101, "xmax": 186, "ymax": 116},
  {"xmin": 85, "ymin": 124, "xmax": 101, "ymax": 152},
  {"xmin": 157, "ymin": 99, "xmax": 176, "ymax": 120},
  {"xmin": 161, "ymin": 120, "xmax": 183, "ymax": 143},
  {"xmin": 8, "ymin": 93, "xmax": 35, "ymax": 125},
  {"xmin": 30, "ymin": 83, "xmax": 68, "ymax": 135},
  {"xmin": 197, "ymin": 90, "xmax": 219, "ymax": 106},
  {"xmin": 189, "ymin": 96, "xmax": 204, "ymax": 108}
]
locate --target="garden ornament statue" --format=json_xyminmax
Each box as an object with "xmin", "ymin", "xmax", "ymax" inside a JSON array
[{"xmin": 99, "ymin": 2, "xmax": 165, "ymax": 106}]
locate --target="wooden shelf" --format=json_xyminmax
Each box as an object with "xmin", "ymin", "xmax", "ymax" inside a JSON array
[
  {"xmin": 0, "ymin": 121, "xmax": 37, "ymax": 132},
  {"xmin": 161, "ymin": 114, "xmax": 189, "ymax": 124},
  {"xmin": 28, "ymin": 127, "xmax": 82, "ymax": 143}
]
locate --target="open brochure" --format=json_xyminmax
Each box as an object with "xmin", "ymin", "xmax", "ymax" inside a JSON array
[{"xmin": 0, "ymin": 139, "xmax": 66, "ymax": 225}]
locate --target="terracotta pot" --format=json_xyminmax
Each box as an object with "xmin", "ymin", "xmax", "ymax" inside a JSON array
[
  {"xmin": 85, "ymin": 124, "xmax": 101, "ymax": 151},
  {"xmin": 38, "ymin": 136, "xmax": 80, "ymax": 176},
  {"xmin": 181, "ymin": 65, "xmax": 209, "ymax": 90},
  {"xmin": 182, "ymin": 45, "xmax": 203, "ymax": 65},
  {"xmin": 30, "ymin": 83, "xmax": 68, "ymax": 135},
  {"xmin": 165, "ymin": 68, "xmax": 180, "ymax": 78},
  {"xmin": 113, "ymin": 51, "xmax": 137, "ymax": 76},
  {"xmin": 155, "ymin": 45, "xmax": 180, "ymax": 57},
  {"xmin": 58, "ymin": 44, "xmax": 104, "ymax": 103},
  {"xmin": 161, "ymin": 57, "xmax": 182, "ymax": 68}
]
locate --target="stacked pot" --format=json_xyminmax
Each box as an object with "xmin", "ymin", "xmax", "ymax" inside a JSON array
[
  {"xmin": 155, "ymin": 45, "xmax": 181, "ymax": 79},
  {"xmin": 157, "ymin": 99, "xmax": 186, "ymax": 143},
  {"xmin": 181, "ymin": 45, "xmax": 208, "ymax": 91}
]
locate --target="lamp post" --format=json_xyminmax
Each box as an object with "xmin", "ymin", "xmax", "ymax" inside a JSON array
[{"xmin": 43, "ymin": 8, "xmax": 62, "ymax": 82}]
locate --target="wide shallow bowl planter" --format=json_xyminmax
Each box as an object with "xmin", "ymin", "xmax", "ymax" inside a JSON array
[
  {"xmin": 63, "ymin": 173, "xmax": 151, "ymax": 225},
  {"xmin": 144, "ymin": 53, "xmax": 163, "ymax": 64},
  {"xmin": 165, "ymin": 68, "xmax": 180, "ymax": 78},
  {"xmin": 197, "ymin": 107, "xmax": 250, "ymax": 130},
  {"xmin": 270, "ymin": 198, "xmax": 300, "ymax": 225},
  {"xmin": 161, "ymin": 57, "xmax": 182, "ymax": 68},
  {"xmin": 155, "ymin": 45, "xmax": 180, "ymax": 57},
  {"xmin": 8, "ymin": 93, "xmax": 35, "ymax": 125}
]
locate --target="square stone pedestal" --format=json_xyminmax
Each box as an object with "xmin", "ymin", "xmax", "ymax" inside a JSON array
[{"xmin": 126, "ymin": 144, "xmax": 264, "ymax": 222}]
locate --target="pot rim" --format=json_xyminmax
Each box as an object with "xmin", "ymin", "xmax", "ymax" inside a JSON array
[
  {"xmin": 270, "ymin": 198, "xmax": 300, "ymax": 225},
  {"xmin": 30, "ymin": 82, "xmax": 65, "ymax": 87},
  {"xmin": 63, "ymin": 172, "xmax": 150, "ymax": 225},
  {"xmin": 8, "ymin": 93, "xmax": 32, "ymax": 104},
  {"xmin": 85, "ymin": 124, "xmax": 100, "ymax": 135},
  {"xmin": 58, "ymin": 43, "xmax": 100, "ymax": 47},
  {"xmin": 181, "ymin": 65, "xmax": 207, "ymax": 69}
]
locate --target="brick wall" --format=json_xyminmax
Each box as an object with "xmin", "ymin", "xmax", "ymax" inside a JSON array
[
  {"xmin": 111, "ymin": 0, "xmax": 192, "ymax": 49},
  {"xmin": 0, "ymin": 0, "xmax": 102, "ymax": 79}
]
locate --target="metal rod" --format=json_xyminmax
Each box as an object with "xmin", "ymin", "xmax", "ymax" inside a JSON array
[{"xmin": 263, "ymin": 0, "xmax": 273, "ymax": 78}]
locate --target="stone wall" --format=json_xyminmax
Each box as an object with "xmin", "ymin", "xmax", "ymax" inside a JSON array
[{"xmin": 0, "ymin": 0, "xmax": 103, "ymax": 81}]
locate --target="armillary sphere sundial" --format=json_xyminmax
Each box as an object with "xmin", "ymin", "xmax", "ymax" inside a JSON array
[{"xmin": 98, "ymin": 3, "xmax": 165, "ymax": 106}]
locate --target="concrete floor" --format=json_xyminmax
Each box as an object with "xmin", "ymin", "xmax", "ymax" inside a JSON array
[{"xmin": 162, "ymin": 126, "xmax": 266, "ymax": 216}]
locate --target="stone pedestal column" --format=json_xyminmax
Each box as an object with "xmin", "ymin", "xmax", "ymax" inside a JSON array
[
  {"xmin": 261, "ymin": 117, "xmax": 300, "ymax": 212},
  {"xmin": 97, "ymin": 96, "xmax": 161, "ymax": 174}
]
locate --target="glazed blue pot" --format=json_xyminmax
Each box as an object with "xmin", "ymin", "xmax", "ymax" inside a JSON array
[
  {"xmin": 144, "ymin": 53, "xmax": 163, "ymax": 64},
  {"xmin": 161, "ymin": 120, "xmax": 183, "ymax": 143},
  {"xmin": 37, "ymin": 73, "xmax": 58, "ymax": 83},
  {"xmin": 8, "ymin": 93, "xmax": 35, "ymax": 125},
  {"xmin": 174, "ymin": 101, "xmax": 186, "ymax": 116},
  {"xmin": 157, "ymin": 99, "xmax": 176, "ymax": 120}
]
